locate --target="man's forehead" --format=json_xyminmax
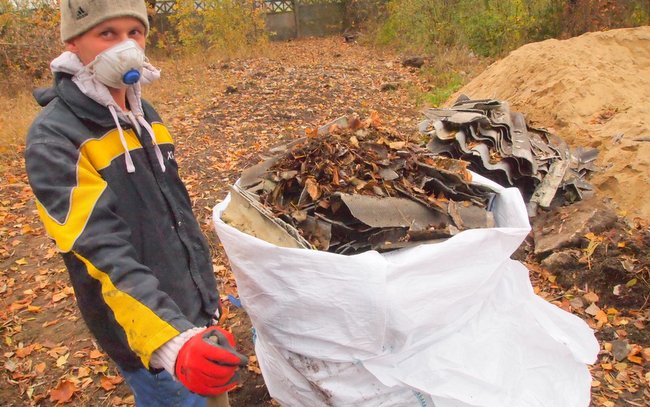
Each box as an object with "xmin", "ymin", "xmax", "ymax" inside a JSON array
[{"xmin": 94, "ymin": 16, "xmax": 145, "ymax": 29}]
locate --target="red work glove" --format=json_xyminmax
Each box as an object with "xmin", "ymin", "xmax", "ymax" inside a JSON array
[{"xmin": 175, "ymin": 326, "xmax": 248, "ymax": 396}]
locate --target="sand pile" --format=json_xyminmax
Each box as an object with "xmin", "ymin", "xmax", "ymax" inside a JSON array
[{"xmin": 452, "ymin": 26, "xmax": 650, "ymax": 219}]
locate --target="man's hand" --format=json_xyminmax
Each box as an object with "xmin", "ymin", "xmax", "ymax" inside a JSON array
[{"xmin": 175, "ymin": 326, "xmax": 248, "ymax": 396}]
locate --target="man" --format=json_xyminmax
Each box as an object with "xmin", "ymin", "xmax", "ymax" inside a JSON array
[{"xmin": 24, "ymin": 1, "xmax": 246, "ymax": 405}]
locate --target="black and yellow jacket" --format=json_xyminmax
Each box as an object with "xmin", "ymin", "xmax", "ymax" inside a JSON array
[{"xmin": 25, "ymin": 73, "xmax": 219, "ymax": 371}]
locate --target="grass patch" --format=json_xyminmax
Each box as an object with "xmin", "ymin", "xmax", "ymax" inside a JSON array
[
  {"xmin": 412, "ymin": 46, "xmax": 490, "ymax": 108},
  {"xmin": 424, "ymin": 73, "xmax": 464, "ymax": 107},
  {"xmin": 0, "ymin": 90, "xmax": 41, "ymax": 169}
]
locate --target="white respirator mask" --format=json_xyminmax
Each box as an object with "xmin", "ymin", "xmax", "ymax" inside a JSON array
[{"xmin": 87, "ymin": 39, "xmax": 146, "ymax": 89}]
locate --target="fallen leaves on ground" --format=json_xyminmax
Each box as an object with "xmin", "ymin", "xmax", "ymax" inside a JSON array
[
  {"xmin": 49, "ymin": 380, "xmax": 78, "ymax": 404},
  {"xmin": 1, "ymin": 36, "xmax": 647, "ymax": 406}
]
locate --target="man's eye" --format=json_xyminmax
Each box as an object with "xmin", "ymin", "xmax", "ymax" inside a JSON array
[{"xmin": 130, "ymin": 29, "xmax": 143, "ymax": 36}]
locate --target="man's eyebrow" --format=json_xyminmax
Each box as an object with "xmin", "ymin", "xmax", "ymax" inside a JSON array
[{"xmin": 97, "ymin": 22, "xmax": 145, "ymax": 31}]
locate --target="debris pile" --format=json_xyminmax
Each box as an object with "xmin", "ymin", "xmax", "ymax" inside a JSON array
[
  {"xmin": 229, "ymin": 114, "xmax": 495, "ymax": 254},
  {"xmin": 419, "ymin": 96, "xmax": 598, "ymax": 214}
]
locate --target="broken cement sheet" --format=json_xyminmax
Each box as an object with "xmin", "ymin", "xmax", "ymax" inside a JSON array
[
  {"xmin": 229, "ymin": 113, "xmax": 495, "ymax": 254},
  {"xmin": 212, "ymin": 176, "xmax": 599, "ymax": 407},
  {"xmin": 221, "ymin": 185, "xmax": 312, "ymax": 249},
  {"xmin": 419, "ymin": 95, "xmax": 598, "ymax": 215}
]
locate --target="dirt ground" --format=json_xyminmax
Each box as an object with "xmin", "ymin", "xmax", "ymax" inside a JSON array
[{"xmin": 1, "ymin": 33, "xmax": 649, "ymax": 406}]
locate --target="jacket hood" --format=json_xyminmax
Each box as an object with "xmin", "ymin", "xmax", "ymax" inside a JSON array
[{"xmin": 33, "ymin": 86, "xmax": 57, "ymax": 107}]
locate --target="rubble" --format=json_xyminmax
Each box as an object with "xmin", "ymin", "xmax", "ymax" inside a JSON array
[
  {"xmin": 402, "ymin": 56, "xmax": 425, "ymax": 68},
  {"xmin": 540, "ymin": 250, "xmax": 580, "ymax": 271},
  {"xmin": 231, "ymin": 114, "xmax": 496, "ymax": 254},
  {"xmin": 532, "ymin": 198, "xmax": 618, "ymax": 255},
  {"xmin": 419, "ymin": 96, "xmax": 598, "ymax": 215},
  {"xmin": 226, "ymin": 96, "xmax": 604, "ymax": 255}
]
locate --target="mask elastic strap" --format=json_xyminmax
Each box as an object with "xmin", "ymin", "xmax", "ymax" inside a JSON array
[
  {"xmin": 108, "ymin": 105, "xmax": 136, "ymax": 173},
  {"xmin": 136, "ymin": 114, "xmax": 166, "ymax": 173}
]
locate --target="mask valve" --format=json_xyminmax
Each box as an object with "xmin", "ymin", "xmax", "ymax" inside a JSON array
[{"xmin": 123, "ymin": 69, "xmax": 141, "ymax": 85}]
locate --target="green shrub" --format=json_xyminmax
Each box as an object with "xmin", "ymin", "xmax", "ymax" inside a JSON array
[
  {"xmin": 167, "ymin": 0, "xmax": 267, "ymax": 55},
  {"xmin": 0, "ymin": 0, "xmax": 60, "ymax": 90},
  {"xmin": 375, "ymin": 0, "xmax": 648, "ymax": 57},
  {"xmin": 457, "ymin": 0, "xmax": 564, "ymax": 57},
  {"xmin": 376, "ymin": 0, "xmax": 459, "ymax": 52},
  {"xmin": 561, "ymin": 0, "xmax": 650, "ymax": 36}
]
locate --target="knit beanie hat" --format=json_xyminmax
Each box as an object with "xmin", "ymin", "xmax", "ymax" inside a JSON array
[{"xmin": 60, "ymin": 0, "xmax": 150, "ymax": 42}]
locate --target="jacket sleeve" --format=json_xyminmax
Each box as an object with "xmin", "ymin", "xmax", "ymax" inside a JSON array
[{"xmin": 25, "ymin": 136, "xmax": 193, "ymax": 368}]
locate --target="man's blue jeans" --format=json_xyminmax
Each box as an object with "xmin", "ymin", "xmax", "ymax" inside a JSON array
[{"xmin": 120, "ymin": 368, "xmax": 206, "ymax": 407}]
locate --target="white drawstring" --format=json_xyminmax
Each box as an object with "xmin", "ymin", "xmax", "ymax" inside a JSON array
[
  {"xmin": 108, "ymin": 105, "xmax": 136, "ymax": 173},
  {"xmin": 135, "ymin": 114, "xmax": 166, "ymax": 173}
]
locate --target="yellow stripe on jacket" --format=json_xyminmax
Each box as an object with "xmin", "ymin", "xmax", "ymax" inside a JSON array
[
  {"xmin": 82, "ymin": 128, "xmax": 142, "ymax": 170},
  {"xmin": 152, "ymin": 123, "xmax": 173, "ymax": 145},
  {"xmin": 74, "ymin": 252, "xmax": 181, "ymax": 368},
  {"xmin": 36, "ymin": 153, "xmax": 107, "ymax": 253},
  {"xmin": 36, "ymin": 124, "xmax": 172, "ymax": 252}
]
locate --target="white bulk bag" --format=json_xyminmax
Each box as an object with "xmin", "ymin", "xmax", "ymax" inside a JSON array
[{"xmin": 212, "ymin": 173, "xmax": 599, "ymax": 407}]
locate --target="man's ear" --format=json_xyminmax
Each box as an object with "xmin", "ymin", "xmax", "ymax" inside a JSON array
[{"xmin": 65, "ymin": 40, "xmax": 78, "ymax": 53}]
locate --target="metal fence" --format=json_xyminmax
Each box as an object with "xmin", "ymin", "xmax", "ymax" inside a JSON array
[
  {"xmin": 154, "ymin": 0, "xmax": 218, "ymax": 13},
  {"xmin": 154, "ymin": 0, "xmax": 344, "ymax": 15},
  {"xmin": 152, "ymin": 0, "xmax": 347, "ymax": 40}
]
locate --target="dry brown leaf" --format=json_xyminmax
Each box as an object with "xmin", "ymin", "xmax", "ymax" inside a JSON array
[
  {"xmin": 49, "ymin": 380, "xmax": 77, "ymax": 403},
  {"xmin": 369, "ymin": 110, "xmax": 382, "ymax": 127},
  {"xmin": 47, "ymin": 346, "xmax": 69, "ymax": 358},
  {"xmin": 91, "ymin": 364, "xmax": 108, "ymax": 374},
  {"xmin": 583, "ymin": 292, "xmax": 599, "ymax": 303},
  {"xmin": 76, "ymin": 366, "xmax": 90, "ymax": 379},
  {"xmin": 100, "ymin": 375, "xmax": 124, "ymax": 391},
  {"xmin": 305, "ymin": 127, "xmax": 318, "ymax": 138},
  {"xmin": 4, "ymin": 359, "xmax": 18, "ymax": 373},
  {"xmin": 100, "ymin": 375, "xmax": 116, "ymax": 391},
  {"xmin": 56, "ymin": 353, "xmax": 70, "ymax": 368},
  {"xmin": 247, "ymin": 355, "xmax": 262, "ymax": 375},
  {"xmin": 42, "ymin": 319, "xmax": 60, "ymax": 328},
  {"xmin": 595, "ymin": 310, "xmax": 608, "ymax": 327},
  {"xmin": 15, "ymin": 344, "xmax": 35, "ymax": 358},
  {"xmin": 27, "ymin": 305, "xmax": 42, "ymax": 313},
  {"xmin": 585, "ymin": 303, "xmax": 601, "ymax": 316},
  {"xmin": 642, "ymin": 347, "xmax": 650, "ymax": 361},
  {"xmin": 304, "ymin": 178, "xmax": 320, "ymax": 201},
  {"xmin": 35, "ymin": 362, "xmax": 46, "ymax": 374},
  {"xmin": 80, "ymin": 377, "xmax": 94, "ymax": 389},
  {"xmin": 89, "ymin": 349, "xmax": 104, "ymax": 359},
  {"xmin": 9, "ymin": 301, "xmax": 31, "ymax": 312}
]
